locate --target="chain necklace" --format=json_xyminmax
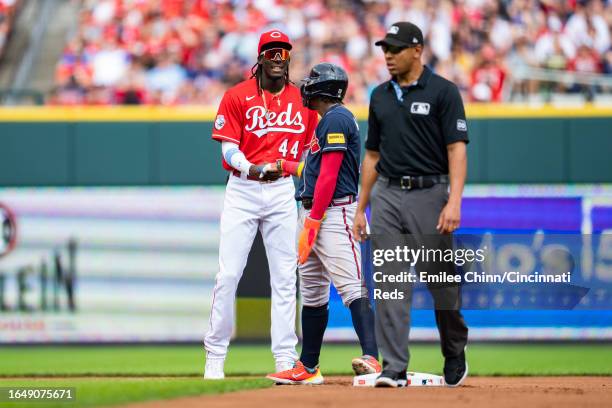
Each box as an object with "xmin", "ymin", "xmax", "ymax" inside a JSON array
[{"xmin": 259, "ymin": 77, "xmax": 285, "ymax": 119}]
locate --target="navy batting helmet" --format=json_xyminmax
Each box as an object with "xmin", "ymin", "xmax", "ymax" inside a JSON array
[{"xmin": 300, "ymin": 63, "xmax": 348, "ymax": 107}]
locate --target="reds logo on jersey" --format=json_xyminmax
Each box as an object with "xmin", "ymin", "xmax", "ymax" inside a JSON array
[
  {"xmin": 245, "ymin": 103, "xmax": 305, "ymax": 137},
  {"xmin": 212, "ymin": 79, "xmax": 319, "ymax": 171}
]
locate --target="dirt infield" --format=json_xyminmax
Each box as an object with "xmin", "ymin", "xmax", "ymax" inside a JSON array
[{"xmin": 124, "ymin": 376, "xmax": 611, "ymax": 408}]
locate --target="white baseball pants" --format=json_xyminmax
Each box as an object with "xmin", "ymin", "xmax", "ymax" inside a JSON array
[
  {"xmin": 204, "ymin": 175, "xmax": 299, "ymax": 365},
  {"xmin": 299, "ymin": 201, "xmax": 367, "ymax": 307}
]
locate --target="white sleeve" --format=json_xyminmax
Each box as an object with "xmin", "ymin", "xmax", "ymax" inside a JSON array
[{"xmin": 221, "ymin": 141, "xmax": 252, "ymax": 174}]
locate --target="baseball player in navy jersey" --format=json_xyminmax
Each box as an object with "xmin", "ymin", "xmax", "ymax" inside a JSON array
[
  {"xmin": 265, "ymin": 63, "xmax": 381, "ymax": 385},
  {"xmin": 204, "ymin": 30, "xmax": 318, "ymax": 380}
]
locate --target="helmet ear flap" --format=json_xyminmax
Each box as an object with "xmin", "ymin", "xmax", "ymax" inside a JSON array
[{"xmin": 300, "ymin": 82, "xmax": 311, "ymax": 108}]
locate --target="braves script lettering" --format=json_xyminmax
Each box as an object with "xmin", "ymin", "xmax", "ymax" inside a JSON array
[{"xmin": 245, "ymin": 103, "xmax": 305, "ymax": 137}]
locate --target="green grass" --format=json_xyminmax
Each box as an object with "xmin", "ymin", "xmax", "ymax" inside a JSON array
[
  {"xmin": 0, "ymin": 344, "xmax": 610, "ymax": 407},
  {"xmin": 1, "ymin": 344, "xmax": 610, "ymax": 377}
]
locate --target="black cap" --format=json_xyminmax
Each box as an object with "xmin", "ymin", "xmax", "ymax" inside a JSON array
[{"xmin": 375, "ymin": 22, "xmax": 424, "ymax": 48}]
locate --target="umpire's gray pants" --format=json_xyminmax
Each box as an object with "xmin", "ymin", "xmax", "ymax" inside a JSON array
[{"xmin": 370, "ymin": 177, "xmax": 468, "ymax": 373}]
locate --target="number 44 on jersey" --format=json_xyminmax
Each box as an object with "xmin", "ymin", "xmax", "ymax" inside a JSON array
[{"xmin": 278, "ymin": 139, "xmax": 300, "ymax": 159}]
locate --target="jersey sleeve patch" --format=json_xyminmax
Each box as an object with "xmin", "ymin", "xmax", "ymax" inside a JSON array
[
  {"xmin": 214, "ymin": 115, "xmax": 226, "ymax": 130},
  {"xmin": 310, "ymin": 137, "xmax": 321, "ymax": 153},
  {"xmin": 457, "ymin": 119, "xmax": 467, "ymax": 131},
  {"xmin": 327, "ymin": 133, "xmax": 346, "ymax": 144}
]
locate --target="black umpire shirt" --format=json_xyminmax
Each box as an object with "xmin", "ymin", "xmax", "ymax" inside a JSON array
[{"xmin": 366, "ymin": 65, "xmax": 469, "ymax": 177}]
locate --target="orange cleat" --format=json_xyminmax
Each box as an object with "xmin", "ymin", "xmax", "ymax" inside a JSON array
[
  {"xmin": 351, "ymin": 355, "xmax": 382, "ymax": 375},
  {"xmin": 266, "ymin": 360, "xmax": 324, "ymax": 385}
]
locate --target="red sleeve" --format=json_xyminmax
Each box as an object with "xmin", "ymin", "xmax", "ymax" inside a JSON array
[
  {"xmin": 283, "ymin": 160, "xmax": 301, "ymax": 176},
  {"xmin": 309, "ymin": 151, "xmax": 344, "ymax": 220},
  {"xmin": 212, "ymin": 91, "xmax": 242, "ymax": 144}
]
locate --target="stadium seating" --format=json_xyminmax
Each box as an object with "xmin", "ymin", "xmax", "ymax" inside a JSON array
[
  {"xmin": 48, "ymin": 0, "xmax": 611, "ymax": 105},
  {"xmin": 0, "ymin": 0, "xmax": 21, "ymax": 59}
]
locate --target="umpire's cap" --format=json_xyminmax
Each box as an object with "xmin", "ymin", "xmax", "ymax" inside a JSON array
[
  {"xmin": 301, "ymin": 63, "xmax": 349, "ymax": 106},
  {"xmin": 375, "ymin": 22, "xmax": 424, "ymax": 47}
]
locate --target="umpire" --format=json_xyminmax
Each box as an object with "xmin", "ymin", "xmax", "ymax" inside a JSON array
[{"xmin": 353, "ymin": 22, "xmax": 469, "ymax": 387}]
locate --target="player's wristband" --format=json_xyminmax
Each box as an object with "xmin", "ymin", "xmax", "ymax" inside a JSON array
[{"xmin": 222, "ymin": 142, "xmax": 252, "ymax": 174}]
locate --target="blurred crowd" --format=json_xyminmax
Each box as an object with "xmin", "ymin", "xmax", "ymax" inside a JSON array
[
  {"xmin": 0, "ymin": 0, "xmax": 20, "ymax": 58},
  {"xmin": 49, "ymin": 0, "xmax": 612, "ymax": 105}
]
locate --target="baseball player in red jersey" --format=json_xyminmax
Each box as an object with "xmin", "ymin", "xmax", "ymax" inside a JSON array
[{"xmin": 204, "ymin": 30, "xmax": 318, "ymax": 380}]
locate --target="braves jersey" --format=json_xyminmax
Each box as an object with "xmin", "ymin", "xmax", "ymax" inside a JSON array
[
  {"xmin": 297, "ymin": 104, "xmax": 361, "ymax": 200},
  {"xmin": 212, "ymin": 78, "xmax": 318, "ymax": 171}
]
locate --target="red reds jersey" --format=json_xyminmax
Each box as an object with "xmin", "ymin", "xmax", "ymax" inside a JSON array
[{"xmin": 212, "ymin": 78, "xmax": 318, "ymax": 171}]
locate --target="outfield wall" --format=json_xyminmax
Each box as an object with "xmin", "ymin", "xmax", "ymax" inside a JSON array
[{"xmin": 0, "ymin": 105, "xmax": 611, "ymax": 186}]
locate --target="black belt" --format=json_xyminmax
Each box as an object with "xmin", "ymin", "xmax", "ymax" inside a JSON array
[
  {"xmin": 384, "ymin": 175, "xmax": 449, "ymax": 190},
  {"xmin": 302, "ymin": 195, "xmax": 355, "ymax": 210}
]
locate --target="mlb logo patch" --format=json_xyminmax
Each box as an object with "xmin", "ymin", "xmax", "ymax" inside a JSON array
[
  {"xmin": 410, "ymin": 102, "xmax": 430, "ymax": 115},
  {"xmin": 457, "ymin": 119, "xmax": 467, "ymax": 131},
  {"xmin": 214, "ymin": 115, "xmax": 225, "ymax": 130}
]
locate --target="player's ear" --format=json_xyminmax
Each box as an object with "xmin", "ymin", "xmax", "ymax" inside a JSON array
[{"xmin": 414, "ymin": 45, "xmax": 423, "ymax": 59}]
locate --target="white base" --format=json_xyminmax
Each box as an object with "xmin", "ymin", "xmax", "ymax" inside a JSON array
[{"xmin": 353, "ymin": 372, "xmax": 445, "ymax": 387}]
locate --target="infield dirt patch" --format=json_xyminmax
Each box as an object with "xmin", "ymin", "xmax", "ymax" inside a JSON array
[{"xmin": 124, "ymin": 376, "xmax": 611, "ymax": 408}]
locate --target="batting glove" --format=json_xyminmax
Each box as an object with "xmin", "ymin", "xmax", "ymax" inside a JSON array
[{"xmin": 298, "ymin": 216, "xmax": 322, "ymax": 264}]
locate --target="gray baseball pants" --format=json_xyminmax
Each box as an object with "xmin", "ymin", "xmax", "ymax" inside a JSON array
[{"xmin": 370, "ymin": 177, "xmax": 468, "ymax": 373}]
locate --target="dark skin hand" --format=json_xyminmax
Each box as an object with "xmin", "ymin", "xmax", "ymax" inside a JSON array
[
  {"xmin": 248, "ymin": 164, "xmax": 263, "ymax": 178},
  {"xmin": 249, "ymin": 163, "xmax": 281, "ymax": 180}
]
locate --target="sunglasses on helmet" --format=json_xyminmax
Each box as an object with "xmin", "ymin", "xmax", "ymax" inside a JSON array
[
  {"xmin": 381, "ymin": 44, "xmax": 416, "ymax": 54},
  {"xmin": 260, "ymin": 48, "xmax": 290, "ymax": 61}
]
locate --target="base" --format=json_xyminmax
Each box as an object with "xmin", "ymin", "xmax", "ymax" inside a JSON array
[{"xmin": 353, "ymin": 371, "xmax": 445, "ymax": 387}]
